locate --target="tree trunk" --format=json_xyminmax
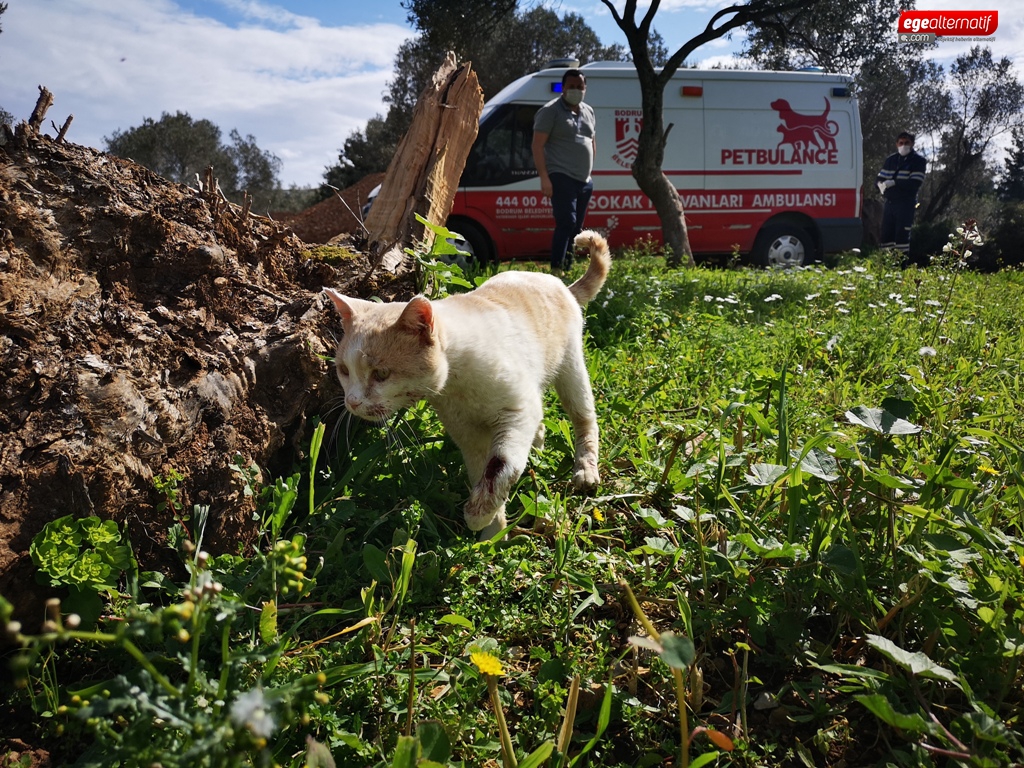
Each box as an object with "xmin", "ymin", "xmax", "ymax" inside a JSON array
[
  {"xmin": 364, "ymin": 52, "xmax": 483, "ymax": 274},
  {"xmin": 631, "ymin": 67, "xmax": 695, "ymax": 269}
]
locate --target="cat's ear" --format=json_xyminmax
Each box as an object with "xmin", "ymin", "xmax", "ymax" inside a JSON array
[
  {"xmin": 323, "ymin": 288, "xmax": 357, "ymax": 328},
  {"xmin": 396, "ymin": 296, "xmax": 435, "ymax": 345}
]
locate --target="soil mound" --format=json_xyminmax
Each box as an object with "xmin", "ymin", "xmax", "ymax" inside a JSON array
[{"xmin": 0, "ymin": 131, "xmax": 409, "ymax": 623}]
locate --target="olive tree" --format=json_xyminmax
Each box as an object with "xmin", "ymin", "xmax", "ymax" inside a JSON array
[{"xmin": 602, "ymin": 0, "xmax": 820, "ymax": 266}]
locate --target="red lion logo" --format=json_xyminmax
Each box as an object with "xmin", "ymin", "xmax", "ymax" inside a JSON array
[{"xmin": 772, "ymin": 97, "xmax": 839, "ymax": 151}]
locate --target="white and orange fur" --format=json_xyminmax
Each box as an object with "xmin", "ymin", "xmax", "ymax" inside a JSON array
[{"xmin": 323, "ymin": 230, "xmax": 611, "ymax": 539}]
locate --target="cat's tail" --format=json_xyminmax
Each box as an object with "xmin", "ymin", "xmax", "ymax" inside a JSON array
[{"xmin": 568, "ymin": 230, "xmax": 611, "ymax": 306}]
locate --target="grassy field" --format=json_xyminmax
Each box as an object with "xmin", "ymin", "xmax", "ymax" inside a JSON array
[{"xmin": 5, "ymin": 229, "xmax": 1024, "ymax": 768}]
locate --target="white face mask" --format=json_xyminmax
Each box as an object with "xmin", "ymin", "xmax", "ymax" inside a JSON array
[
  {"xmin": 898, "ymin": 144, "xmax": 912, "ymax": 156},
  {"xmin": 563, "ymin": 88, "xmax": 585, "ymax": 107}
]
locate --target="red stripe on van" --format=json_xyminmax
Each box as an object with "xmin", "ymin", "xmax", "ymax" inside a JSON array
[{"xmin": 594, "ymin": 169, "xmax": 804, "ymax": 177}]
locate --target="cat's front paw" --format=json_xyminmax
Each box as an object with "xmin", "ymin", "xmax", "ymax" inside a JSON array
[
  {"xmin": 464, "ymin": 496, "xmax": 501, "ymax": 532},
  {"xmin": 571, "ymin": 458, "xmax": 600, "ymax": 495}
]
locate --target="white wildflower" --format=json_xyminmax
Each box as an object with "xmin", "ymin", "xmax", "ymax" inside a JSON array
[
  {"xmin": 853, "ymin": 265, "xmax": 867, "ymax": 272},
  {"xmin": 764, "ymin": 293, "xmax": 782, "ymax": 302},
  {"xmin": 805, "ymin": 293, "xmax": 820, "ymax": 301},
  {"xmin": 919, "ymin": 346, "xmax": 937, "ymax": 357},
  {"xmin": 231, "ymin": 688, "xmax": 277, "ymax": 739},
  {"xmin": 901, "ymin": 307, "xmax": 916, "ymax": 313}
]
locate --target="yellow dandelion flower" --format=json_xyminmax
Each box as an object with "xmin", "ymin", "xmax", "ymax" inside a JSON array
[
  {"xmin": 978, "ymin": 465, "xmax": 999, "ymax": 476},
  {"xmin": 470, "ymin": 651, "xmax": 504, "ymax": 677},
  {"xmin": 593, "ymin": 509, "xmax": 605, "ymax": 522}
]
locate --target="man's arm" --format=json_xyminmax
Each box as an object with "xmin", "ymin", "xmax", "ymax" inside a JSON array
[
  {"xmin": 877, "ymin": 155, "xmax": 896, "ymax": 194},
  {"xmin": 532, "ymin": 130, "xmax": 552, "ymax": 199}
]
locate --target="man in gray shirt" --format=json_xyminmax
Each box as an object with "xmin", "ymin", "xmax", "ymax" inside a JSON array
[{"xmin": 532, "ymin": 69, "xmax": 597, "ymax": 275}]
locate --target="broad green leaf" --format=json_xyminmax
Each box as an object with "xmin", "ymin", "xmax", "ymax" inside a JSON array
[
  {"xmin": 865, "ymin": 634, "xmax": 959, "ymax": 685},
  {"xmin": 362, "ymin": 543, "xmax": 390, "ymax": 585},
  {"xmin": 260, "ymin": 600, "xmax": 278, "ymax": 643},
  {"xmin": 880, "ymin": 397, "xmax": 915, "ymax": 421},
  {"xmin": 960, "ymin": 712, "xmax": 1015, "ymax": 745},
  {"xmin": 796, "ymin": 447, "xmax": 840, "ymax": 482},
  {"xmin": 854, "ymin": 694, "xmax": 930, "ymax": 733},
  {"xmin": 389, "ymin": 735, "xmax": 418, "ymax": 768},
  {"xmin": 638, "ymin": 507, "xmax": 673, "ymax": 529},
  {"xmin": 745, "ymin": 462, "xmax": 788, "ymax": 486},
  {"xmin": 822, "ymin": 544, "xmax": 859, "ymax": 576},
  {"xmin": 437, "ymin": 614, "xmax": 475, "ymax": 631},
  {"xmin": 846, "ymin": 406, "xmax": 921, "ymax": 435},
  {"xmin": 416, "ymin": 721, "xmax": 451, "ymax": 763},
  {"xmin": 538, "ymin": 658, "xmax": 566, "ymax": 683},
  {"xmin": 689, "ymin": 753, "xmax": 721, "ymax": 768},
  {"xmin": 659, "ymin": 632, "xmax": 695, "ymax": 669},
  {"xmin": 635, "ymin": 537, "xmax": 678, "ymax": 556},
  {"xmin": 733, "ymin": 533, "xmax": 802, "ymax": 560}
]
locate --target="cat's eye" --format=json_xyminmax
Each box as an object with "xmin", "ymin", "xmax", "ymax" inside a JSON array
[
  {"xmin": 372, "ymin": 368, "xmax": 390, "ymax": 382},
  {"xmin": 338, "ymin": 363, "xmax": 349, "ymax": 377}
]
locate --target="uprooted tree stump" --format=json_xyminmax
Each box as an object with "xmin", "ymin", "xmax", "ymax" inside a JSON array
[
  {"xmin": 0, "ymin": 54, "xmax": 482, "ymax": 625},
  {"xmin": 364, "ymin": 52, "xmax": 483, "ymax": 273}
]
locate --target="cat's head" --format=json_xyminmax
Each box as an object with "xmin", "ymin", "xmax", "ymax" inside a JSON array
[{"xmin": 323, "ymin": 288, "xmax": 448, "ymax": 422}]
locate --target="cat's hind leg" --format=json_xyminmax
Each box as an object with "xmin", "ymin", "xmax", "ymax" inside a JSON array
[{"xmin": 554, "ymin": 344, "xmax": 600, "ymax": 493}]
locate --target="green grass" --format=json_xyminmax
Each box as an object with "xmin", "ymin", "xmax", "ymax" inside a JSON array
[{"xmin": 4, "ymin": 240, "xmax": 1024, "ymax": 768}]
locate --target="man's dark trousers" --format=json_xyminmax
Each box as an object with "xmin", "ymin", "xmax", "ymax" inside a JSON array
[
  {"xmin": 549, "ymin": 172, "xmax": 593, "ymax": 270},
  {"xmin": 880, "ymin": 197, "xmax": 916, "ymax": 256}
]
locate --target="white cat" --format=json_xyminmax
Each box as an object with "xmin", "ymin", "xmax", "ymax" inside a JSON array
[{"xmin": 323, "ymin": 230, "xmax": 611, "ymax": 539}]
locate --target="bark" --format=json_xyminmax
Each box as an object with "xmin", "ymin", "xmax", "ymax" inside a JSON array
[
  {"xmin": 364, "ymin": 52, "xmax": 483, "ymax": 274},
  {"xmin": 631, "ymin": 68, "xmax": 694, "ymax": 268}
]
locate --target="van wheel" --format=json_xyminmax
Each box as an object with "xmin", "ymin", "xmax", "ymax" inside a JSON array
[
  {"xmin": 445, "ymin": 218, "xmax": 494, "ymax": 266},
  {"xmin": 753, "ymin": 225, "xmax": 813, "ymax": 268}
]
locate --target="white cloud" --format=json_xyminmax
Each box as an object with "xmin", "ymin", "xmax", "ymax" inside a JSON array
[{"xmin": 0, "ymin": 0, "xmax": 412, "ymax": 187}]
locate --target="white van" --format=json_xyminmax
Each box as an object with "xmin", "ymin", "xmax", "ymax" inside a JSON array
[{"xmin": 445, "ymin": 61, "xmax": 862, "ymax": 267}]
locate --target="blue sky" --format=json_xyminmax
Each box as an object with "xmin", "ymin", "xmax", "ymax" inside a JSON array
[{"xmin": 1, "ymin": 1, "xmax": 1020, "ymax": 191}]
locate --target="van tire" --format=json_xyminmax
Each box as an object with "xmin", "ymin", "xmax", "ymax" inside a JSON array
[
  {"xmin": 446, "ymin": 218, "xmax": 494, "ymax": 266},
  {"xmin": 753, "ymin": 225, "xmax": 814, "ymax": 268}
]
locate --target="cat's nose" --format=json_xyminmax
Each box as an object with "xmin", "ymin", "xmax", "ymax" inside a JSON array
[{"xmin": 345, "ymin": 394, "xmax": 362, "ymax": 410}]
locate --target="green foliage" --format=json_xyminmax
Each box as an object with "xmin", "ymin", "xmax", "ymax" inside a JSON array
[
  {"xmin": 104, "ymin": 111, "xmax": 282, "ymax": 209},
  {"xmin": 324, "ymin": 5, "xmax": 629, "ymax": 191},
  {"xmin": 410, "ymin": 214, "xmax": 489, "ymax": 298},
  {"xmin": 29, "ymin": 515, "xmax": 133, "ymax": 625},
  {"xmin": 5, "ymin": 237, "xmax": 1024, "ymax": 766},
  {"xmin": 920, "ymin": 46, "xmax": 1024, "ymax": 223}
]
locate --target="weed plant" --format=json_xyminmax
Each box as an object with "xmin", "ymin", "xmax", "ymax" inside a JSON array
[{"xmin": 3, "ymin": 224, "xmax": 1024, "ymax": 767}]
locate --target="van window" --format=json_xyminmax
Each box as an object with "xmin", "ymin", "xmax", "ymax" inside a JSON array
[{"xmin": 462, "ymin": 104, "xmax": 539, "ymax": 187}]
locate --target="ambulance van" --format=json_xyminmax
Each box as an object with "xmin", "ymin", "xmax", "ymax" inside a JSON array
[{"xmin": 444, "ymin": 60, "xmax": 863, "ymax": 267}]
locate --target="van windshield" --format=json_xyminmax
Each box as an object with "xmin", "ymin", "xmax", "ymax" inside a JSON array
[{"xmin": 462, "ymin": 103, "xmax": 539, "ymax": 186}]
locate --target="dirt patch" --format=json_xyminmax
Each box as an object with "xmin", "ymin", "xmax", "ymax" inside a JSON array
[
  {"xmin": 274, "ymin": 173, "xmax": 384, "ymax": 244},
  {"xmin": 0, "ymin": 132, "xmax": 412, "ymax": 626}
]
